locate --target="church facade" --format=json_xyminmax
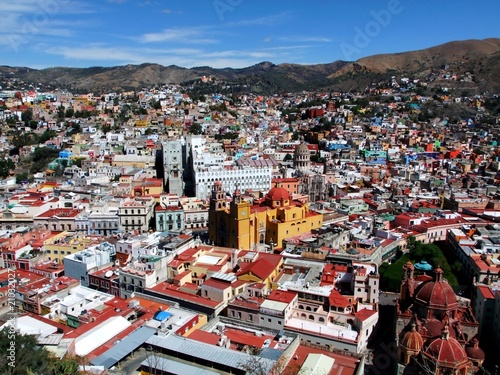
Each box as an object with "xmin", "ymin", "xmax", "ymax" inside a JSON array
[{"xmin": 208, "ymin": 182, "xmax": 323, "ymax": 251}]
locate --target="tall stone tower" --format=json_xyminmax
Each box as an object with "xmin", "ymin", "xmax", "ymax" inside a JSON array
[{"xmin": 162, "ymin": 140, "xmax": 184, "ymax": 196}]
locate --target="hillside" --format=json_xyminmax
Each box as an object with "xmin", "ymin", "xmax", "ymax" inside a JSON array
[{"xmin": 1, "ymin": 38, "xmax": 499, "ymax": 93}]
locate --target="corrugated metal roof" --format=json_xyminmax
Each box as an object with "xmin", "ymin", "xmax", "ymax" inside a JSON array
[
  {"xmin": 91, "ymin": 326, "xmax": 157, "ymax": 368},
  {"xmin": 37, "ymin": 333, "xmax": 63, "ymax": 346},
  {"xmin": 146, "ymin": 333, "xmax": 275, "ymax": 371},
  {"xmin": 140, "ymin": 355, "xmax": 220, "ymax": 375}
]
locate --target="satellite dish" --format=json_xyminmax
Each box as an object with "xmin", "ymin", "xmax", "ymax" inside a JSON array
[{"xmin": 105, "ymin": 270, "xmax": 113, "ymax": 278}]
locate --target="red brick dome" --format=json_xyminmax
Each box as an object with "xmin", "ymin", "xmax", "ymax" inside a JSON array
[
  {"xmin": 414, "ymin": 267, "xmax": 458, "ymax": 311},
  {"xmin": 266, "ymin": 187, "xmax": 290, "ymax": 201},
  {"xmin": 423, "ymin": 326, "xmax": 469, "ymax": 367},
  {"xmin": 465, "ymin": 338, "xmax": 485, "ymax": 361},
  {"xmin": 423, "ymin": 318, "xmax": 457, "ymax": 339}
]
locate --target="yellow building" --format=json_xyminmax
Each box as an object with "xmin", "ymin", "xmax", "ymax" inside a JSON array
[
  {"xmin": 135, "ymin": 118, "xmax": 148, "ymax": 128},
  {"xmin": 208, "ymin": 182, "xmax": 323, "ymax": 251},
  {"xmin": 44, "ymin": 232, "xmax": 99, "ymax": 263}
]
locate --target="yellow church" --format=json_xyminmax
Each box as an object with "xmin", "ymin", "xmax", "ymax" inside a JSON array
[{"xmin": 208, "ymin": 181, "xmax": 323, "ymax": 251}]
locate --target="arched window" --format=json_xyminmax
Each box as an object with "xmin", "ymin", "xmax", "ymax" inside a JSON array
[
  {"xmin": 306, "ymin": 306, "xmax": 311, "ymax": 311},
  {"xmin": 308, "ymin": 315, "xmax": 314, "ymax": 321},
  {"xmin": 319, "ymin": 317, "xmax": 325, "ymax": 323}
]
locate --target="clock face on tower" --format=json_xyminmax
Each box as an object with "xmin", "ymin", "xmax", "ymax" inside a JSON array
[{"xmin": 242, "ymin": 211, "xmax": 246, "ymax": 216}]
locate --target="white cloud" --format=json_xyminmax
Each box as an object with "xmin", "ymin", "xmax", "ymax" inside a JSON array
[
  {"xmin": 228, "ymin": 12, "xmax": 292, "ymax": 27},
  {"xmin": 0, "ymin": 0, "xmax": 94, "ymax": 15},
  {"xmin": 278, "ymin": 36, "xmax": 332, "ymax": 43},
  {"xmin": 44, "ymin": 43, "xmax": 299, "ymax": 69},
  {"xmin": 139, "ymin": 27, "xmax": 218, "ymax": 44}
]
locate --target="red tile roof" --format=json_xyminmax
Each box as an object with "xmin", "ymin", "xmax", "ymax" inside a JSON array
[
  {"xmin": 477, "ymin": 285, "xmax": 495, "ymax": 300},
  {"xmin": 236, "ymin": 253, "xmax": 282, "ymax": 280},
  {"xmin": 224, "ymin": 328, "xmax": 271, "ymax": 348},
  {"xmin": 285, "ymin": 344, "xmax": 359, "ymax": 375},
  {"xmin": 354, "ymin": 308, "xmax": 377, "ymax": 322},
  {"xmin": 187, "ymin": 329, "xmax": 220, "ymax": 345},
  {"xmin": 268, "ymin": 290, "xmax": 297, "ymax": 304},
  {"xmin": 328, "ymin": 289, "xmax": 351, "ymax": 308}
]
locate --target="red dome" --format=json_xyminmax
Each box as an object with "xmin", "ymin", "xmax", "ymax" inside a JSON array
[
  {"xmin": 423, "ymin": 319, "xmax": 457, "ymax": 339},
  {"xmin": 266, "ymin": 187, "xmax": 290, "ymax": 201},
  {"xmin": 414, "ymin": 268, "xmax": 458, "ymax": 311},
  {"xmin": 423, "ymin": 328, "xmax": 469, "ymax": 367},
  {"xmin": 465, "ymin": 338, "xmax": 485, "ymax": 360},
  {"xmin": 400, "ymin": 326, "xmax": 424, "ymax": 352}
]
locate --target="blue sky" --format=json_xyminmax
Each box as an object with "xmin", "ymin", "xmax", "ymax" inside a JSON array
[{"xmin": 1, "ymin": 0, "xmax": 498, "ymax": 69}]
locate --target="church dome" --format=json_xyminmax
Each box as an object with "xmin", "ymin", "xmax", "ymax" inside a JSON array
[
  {"xmin": 423, "ymin": 326, "xmax": 469, "ymax": 367},
  {"xmin": 465, "ymin": 338, "xmax": 485, "ymax": 361},
  {"xmin": 400, "ymin": 324, "xmax": 424, "ymax": 352},
  {"xmin": 423, "ymin": 318, "xmax": 457, "ymax": 339},
  {"xmin": 414, "ymin": 267, "xmax": 458, "ymax": 311},
  {"xmin": 294, "ymin": 142, "xmax": 309, "ymax": 156},
  {"xmin": 266, "ymin": 186, "xmax": 290, "ymax": 201}
]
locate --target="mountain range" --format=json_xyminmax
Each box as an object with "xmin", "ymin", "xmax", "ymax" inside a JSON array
[{"xmin": 1, "ymin": 38, "xmax": 500, "ymax": 94}]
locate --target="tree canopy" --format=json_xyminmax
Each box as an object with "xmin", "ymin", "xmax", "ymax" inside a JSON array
[{"xmin": 0, "ymin": 329, "xmax": 79, "ymax": 375}]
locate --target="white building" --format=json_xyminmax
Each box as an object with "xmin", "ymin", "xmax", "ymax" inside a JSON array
[
  {"xmin": 194, "ymin": 165, "xmax": 272, "ymax": 199},
  {"xmin": 118, "ymin": 196, "xmax": 156, "ymax": 234}
]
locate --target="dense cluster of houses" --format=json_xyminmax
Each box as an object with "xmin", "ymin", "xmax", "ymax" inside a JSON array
[{"xmin": 0, "ymin": 71, "xmax": 499, "ymax": 373}]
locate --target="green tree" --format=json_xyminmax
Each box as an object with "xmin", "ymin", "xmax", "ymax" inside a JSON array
[
  {"xmin": 16, "ymin": 172, "xmax": 30, "ymax": 184},
  {"xmin": 283, "ymin": 153, "xmax": 293, "ymax": 162},
  {"xmin": 101, "ymin": 124, "xmax": 111, "ymax": 133},
  {"xmin": 151, "ymin": 100, "xmax": 162, "ymax": 110},
  {"xmin": 21, "ymin": 108, "xmax": 33, "ymax": 125},
  {"xmin": 65, "ymin": 107, "xmax": 74, "ymax": 118},
  {"xmin": 6, "ymin": 116, "xmax": 17, "ymax": 126},
  {"xmin": 406, "ymin": 235, "xmax": 422, "ymax": 255},
  {"xmin": 66, "ymin": 122, "xmax": 81, "ymax": 136},
  {"xmin": 57, "ymin": 105, "xmax": 65, "ymax": 121},
  {"xmin": 188, "ymin": 122, "xmax": 203, "ymax": 135},
  {"xmin": 0, "ymin": 329, "xmax": 79, "ymax": 375},
  {"xmin": 39, "ymin": 129, "xmax": 57, "ymax": 144},
  {"xmin": 0, "ymin": 158, "xmax": 15, "ymax": 178},
  {"xmin": 451, "ymin": 261, "xmax": 463, "ymax": 273}
]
